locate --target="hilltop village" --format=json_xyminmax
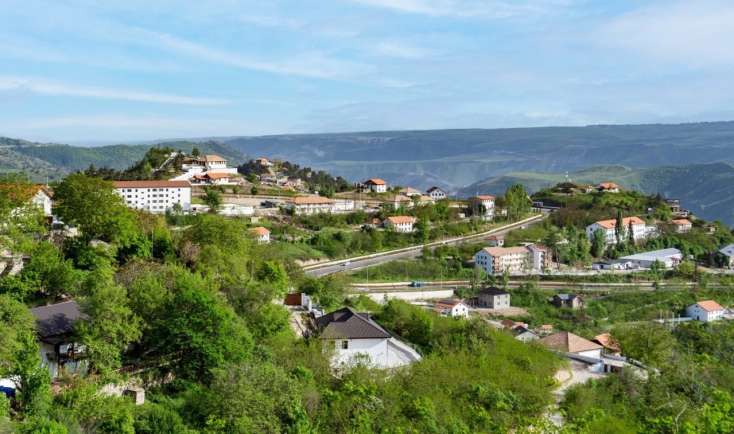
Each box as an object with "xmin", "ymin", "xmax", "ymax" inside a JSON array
[{"xmin": 2, "ymin": 147, "xmax": 734, "ymax": 432}]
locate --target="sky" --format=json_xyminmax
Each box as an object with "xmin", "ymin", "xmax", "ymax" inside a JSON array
[{"xmin": 2, "ymin": 0, "xmax": 734, "ymax": 143}]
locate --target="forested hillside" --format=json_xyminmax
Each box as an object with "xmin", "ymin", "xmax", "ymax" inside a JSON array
[
  {"xmin": 222, "ymin": 121, "xmax": 734, "ymax": 190},
  {"xmin": 0, "ymin": 137, "xmax": 245, "ymax": 181},
  {"xmin": 459, "ymin": 163, "xmax": 734, "ymax": 225}
]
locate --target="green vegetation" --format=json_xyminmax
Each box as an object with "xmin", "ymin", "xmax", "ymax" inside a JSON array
[
  {"xmin": 561, "ymin": 320, "xmax": 734, "ymax": 432},
  {"xmin": 0, "ymin": 174, "xmax": 565, "ymax": 433}
]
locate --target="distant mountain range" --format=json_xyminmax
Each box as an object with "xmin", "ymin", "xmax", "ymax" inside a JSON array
[
  {"xmin": 3, "ymin": 121, "xmax": 734, "ymax": 222},
  {"xmin": 0, "ymin": 137, "xmax": 244, "ymax": 181},
  {"xmin": 459, "ymin": 163, "xmax": 734, "ymax": 225}
]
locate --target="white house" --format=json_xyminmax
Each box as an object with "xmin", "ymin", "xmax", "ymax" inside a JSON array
[
  {"xmin": 469, "ymin": 195, "xmax": 495, "ymax": 220},
  {"xmin": 585, "ymin": 216, "xmax": 647, "ymax": 245},
  {"xmin": 384, "ymin": 216, "xmax": 417, "ymax": 233},
  {"xmin": 619, "ymin": 248, "xmax": 683, "ymax": 269},
  {"xmin": 597, "ymin": 182, "xmax": 620, "ymax": 193},
  {"xmin": 686, "ymin": 300, "xmax": 725, "ymax": 322},
  {"xmin": 31, "ymin": 301, "xmax": 87, "ymax": 379},
  {"xmin": 434, "ymin": 299, "xmax": 469, "ymax": 318},
  {"xmin": 399, "ymin": 187, "xmax": 422, "ymax": 197},
  {"xmin": 363, "ymin": 178, "xmax": 387, "ymax": 193},
  {"xmin": 316, "ymin": 307, "xmax": 421, "ymax": 369},
  {"xmin": 288, "ymin": 196, "xmax": 335, "ymax": 215},
  {"xmin": 204, "ymin": 154, "xmax": 228, "ymax": 171},
  {"xmin": 113, "ymin": 180, "xmax": 192, "ymax": 213},
  {"xmin": 671, "ymin": 219, "xmax": 692, "ymax": 233},
  {"xmin": 250, "ymin": 226, "xmax": 270, "ymax": 244},
  {"xmin": 426, "ymin": 186, "xmax": 447, "ymax": 201},
  {"xmin": 31, "ymin": 186, "xmax": 53, "ymax": 217},
  {"xmin": 719, "ymin": 244, "xmax": 734, "ymax": 268}
]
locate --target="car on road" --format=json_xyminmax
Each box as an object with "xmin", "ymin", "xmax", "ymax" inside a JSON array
[
  {"xmin": 410, "ymin": 281, "xmax": 424, "ymax": 288},
  {"xmin": 342, "ymin": 261, "xmax": 351, "ymax": 267}
]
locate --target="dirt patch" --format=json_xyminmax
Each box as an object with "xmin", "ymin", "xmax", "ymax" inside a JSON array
[{"xmin": 473, "ymin": 306, "xmax": 529, "ymax": 317}]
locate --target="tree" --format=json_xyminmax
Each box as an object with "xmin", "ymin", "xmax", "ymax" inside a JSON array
[
  {"xmin": 612, "ymin": 323, "xmax": 675, "ymax": 367},
  {"xmin": 191, "ymin": 147, "xmax": 201, "ymax": 157},
  {"xmin": 615, "ymin": 209, "xmax": 624, "ymax": 246},
  {"xmin": 76, "ymin": 266, "xmax": 142, "ymax": 376},
  {"xmin": 0, "ymin": 295, "xmax": 51, "ymax": 416},
  {"xmin": 503, "ymin": 184, "xmax": 531, "ymax": 220},
  {"xmin": 202, "ymin": 187, "xmax": 222, "ymax": 213},
  {"xmin": 591, "ymin": 228, "xmax": 606, "ymax": 258},
  {"xmin": 53, "ymin": 173, "xmax": 139, "ymax": 244},
  {"xmin": 627, "ymin": 219, "xmax": 635, "ymax": 246},
  {"xmin": 141, "ymin": 271, "xmax": 252, "ymax": 383}
]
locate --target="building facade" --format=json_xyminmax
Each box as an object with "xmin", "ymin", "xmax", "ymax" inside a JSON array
[
  {"xmin": 426, "ymin": 186, "xmax": 447, "ymax": 201},
  {"xmin": 469, "ymin": 195, "xmax": 495, "ymax": 220},
  {"xmin": 585, "ymin": 216, "xmax": 647, "ymax": 245},
  {"xmin": 113, "ymin": 180, "xmax": 192, "ymax": 213},
  {"xmin": 363, "ymin": 178, "xmax": 387, "ymax": 193},
  {"xmin": 289, "ymin": 196, "xmax": 335, "ymax": 215},
  {"xmin": 474, "ymin": 246, "xmax": 530, "ymax": 275},
  {"xmin": 384, "ymin": 216, "xmax": 417, "ymax": 233},
  {"xmin": 475, "ymin": 287, "xmax": 511, "ymax": 309},
  {"xmin": 687, "ymin": 300, "xmax": 725, "ymax": 322}
]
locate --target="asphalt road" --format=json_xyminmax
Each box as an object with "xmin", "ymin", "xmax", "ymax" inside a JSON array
[{"xmin": 304, "ymin": 215, "xmax": 545, "ymax": 277}]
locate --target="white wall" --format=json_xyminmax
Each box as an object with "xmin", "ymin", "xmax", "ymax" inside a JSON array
[{"xmin": 116, "ymin": 187, "xmax": 191, "ymax": 213}]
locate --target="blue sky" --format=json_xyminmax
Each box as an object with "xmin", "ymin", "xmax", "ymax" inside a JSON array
[{"xmin": 2, "ymin": 0, "xmax": 734, "ymax": 143}]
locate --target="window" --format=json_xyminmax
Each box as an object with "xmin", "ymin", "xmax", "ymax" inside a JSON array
[{"xmin": 341, "ymin": 340, "xmax": 349, "ymax": 350}]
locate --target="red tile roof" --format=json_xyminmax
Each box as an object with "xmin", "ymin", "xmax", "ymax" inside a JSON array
[
  {"xmin": 250, "ymin": 226, "xmax": 270, "ymax": 236},
  {"xmin": 593, "ymin": 216, "xmax": 645, "ymax": 229},
  {"xmin": 365, "ymin": 178, "xmax": 386, "ymax": 185},
  {"xmin": 539, "ymin": 331, "xmax": 602, "ymax": 353},
  {"xmin": 671, "ymin": 219, "xmax": 691, "ymax": 226},
  {"xmin": 695, "ymin": 300, "xmax": 724, "ymax": 312},
  {"xmin": 205, "ymin": 154, "xmax": 227, "ymax": 163},
  {"xmin": 598, "ymin": 182, "xmax": 620, "ymax": 190},
  {"xmin": 292, "ymin": 195, "xmax": 334, "ymax": 205},
  {"xmin": 385, "ymin": 215, "xmax": 416, "ymax": 225},
  {"xmin": 480, "ymin": 246, "xmax": 528, "ymax": 256},
  {"xmin": 473, "ymin": 195, "xmax": 495, "ymax": 200}
]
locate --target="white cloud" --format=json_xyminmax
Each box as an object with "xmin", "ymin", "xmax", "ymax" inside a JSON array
[
  {"xmin": 136, "ymin": 29, "xmax": 372, "ymax": 80},
  {"xmin": 597, "ymin": 1, "xmax": 734, "ymax": 67},
  {"xmin": 0, "ymin": 76, "xmax": 229, "ymax": 105},
  {"xmin": 372, "ymin": 41, "xmax": 432, "ymax": 59},
  {"xmin": 348, "ymin": 0, "xmax": 574, "ymax": 18}
]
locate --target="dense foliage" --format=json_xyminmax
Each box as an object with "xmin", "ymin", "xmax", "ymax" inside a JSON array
[{"xmin": 0, "ymin": 175, "xmax": 562, "ymax": 433}]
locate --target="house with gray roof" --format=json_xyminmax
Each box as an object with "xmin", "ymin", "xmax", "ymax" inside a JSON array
[
  {"xmin": 31, "ymin": 300, "xmax": 87, "ymax": 379},
  {"xmin": 315, "ymin": 307, "xmax": 421, "ymax": 369}
]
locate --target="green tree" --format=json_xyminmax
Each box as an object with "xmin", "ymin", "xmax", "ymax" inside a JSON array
[
  {"xmin": 504, "ymin": 184, "xmax": 531, "ymax": 220},
  {"xmin": 191, "ymin": 147, "xmax": 200, "ymax": 157},
  {"xmin": 0, "ymin": 295, "xmax": 51, "ymax": 416},
  {"xmin": 202, "ymin": 187, "xmax": 222, "ymax": 213},
  {"xmin": 615, "ymin": 209, "xmax": 624, "ymax": 246},
  {"xmin": 53, "ymin": 174, "xmax": 139, "ymax": 244},
  {"xmin": 591, "ymin": 228, "xmax": 606, "ymax": 258},
  {"xmin": 612, "ymin": 323, "xmax": 675, "ymax": 367},
  {"xmin": 76, "ymin": 266, "xmax": 142, "ymax": 376}
]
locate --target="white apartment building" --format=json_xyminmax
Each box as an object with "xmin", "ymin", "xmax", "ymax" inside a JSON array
[
  {"xmin": 585, "ymin": 216, "xmax": 647, "ymax": 245},
  {"xmin": 470, "ymin": 195, "xmax": 495, "ymax": 220},
  {"xmin": 289, "ymin": 196, "xmax": 335, "ymax": 215},
  {"xmin": 474, "ymin": 246, "xmax": 530, "ymax": 275},
  {"xmin": 113, "ymin": 180, "xmax": 191, "ymax": 214},
  {"xmin": 204, "ymin": 154, "xmax": 228, "ymax": 171},
  {"xmin": 384, "ymin": 216, "xmax": 417, "ymax": 233}
]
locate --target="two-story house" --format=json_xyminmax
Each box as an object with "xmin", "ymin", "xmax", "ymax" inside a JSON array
[
  {"xmin": 288, "ymin": 196, "xmax": 335, "ymax": 215},
  {"xmin": 469, "ymin": 195, "xmax": 495, "ymax": 220},
  {"xmin": 362, "ymin": 178, "xmax": 387, "ymax": 193},
  {"xmin": 384, "ymin": 216, "xmax": 417, "ymax": 233},
  {"xmin": 585, "ymin": 216, "xmax": 646, "ymax": 245},
  {"xmin": 426, "ymin": 186, "xmax": 447, "ymax": 201},
  {"xmin": 30, "ymin": 300, "xmax": 87, "ymax": 379},
  {"xmin": 433, "ymin": 299, "xmax": 469, "ymax": 318},
  {"xmin": 687, "ymin": 300, "xmax": 725, "ymax": 322},
  {"xmin": 474, "ymin": 287, "xmax": 511, "ymax": 309}
]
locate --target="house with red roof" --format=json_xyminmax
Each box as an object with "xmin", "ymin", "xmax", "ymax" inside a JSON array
[
  {"xmin": 585, "ymin": 216, "xmax": 647, "ymax": 245},
  {"xmin": 687, "ymin": 300, "xmax": 725, "ymax": 322},
  {"xmin": 362, "ymin": 178, "xmax": 387, "ymax": 193},
  {"xmin": 383, "ymin": 215, "xmax": 417, "ymax": 233},
  {"xmin": 469, "ymin": 195, "xmax": 495, "ymax": 220}
]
